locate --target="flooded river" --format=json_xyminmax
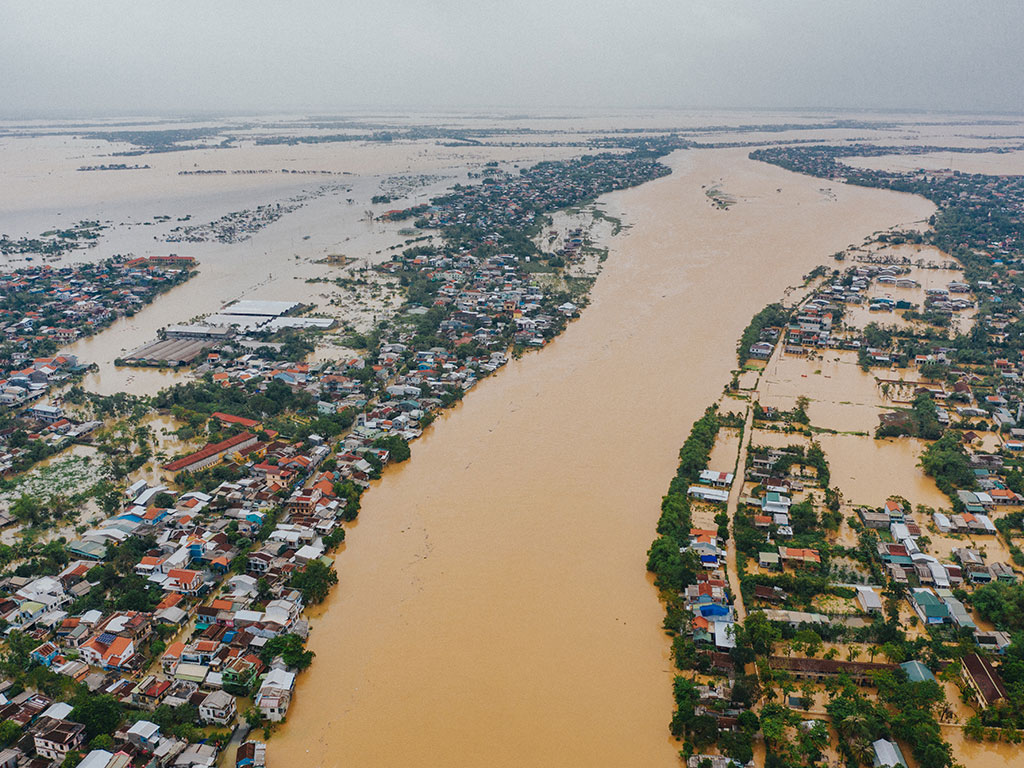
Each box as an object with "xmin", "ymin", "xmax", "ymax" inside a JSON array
[{"xmin": 270, "ymin": 147, "xmax": 934, "ymax": 767}]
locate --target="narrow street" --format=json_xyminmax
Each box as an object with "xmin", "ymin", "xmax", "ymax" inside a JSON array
[{"xmin": 725, "ymin": 398, "xmax": 755, "ymax": 622}]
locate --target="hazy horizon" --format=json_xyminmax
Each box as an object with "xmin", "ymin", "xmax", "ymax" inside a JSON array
[{"xmin": 2, "ymin": 0, "xmax": 1023, "ymax": 117}]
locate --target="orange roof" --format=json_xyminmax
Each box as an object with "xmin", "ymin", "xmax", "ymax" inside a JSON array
[
  {"xmin": 155, "ymin": 593, "xmax": 184, "ymax": 610},
  {"xmin": 781, "ymin": 547, "xmax": 821, "ymax": 563},
  {"xmin": 104, "ymin": 636, "xmax": 133, "ymax": 660},
  {"xmin": 163, "ymin": 431, "xmax": 255, "ymax": 471},
  {"xmin": 311, "ymin": 479, "xmax": 335, "ymax": 496},
  {"xmin": 164, "ymin": 641, "xmax": 185, "ymax": 659},
  {"xmin": 212, "ymin": 411, "xmax": 260, "ymax": 429}
]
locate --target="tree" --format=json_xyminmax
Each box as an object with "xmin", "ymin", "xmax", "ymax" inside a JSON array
[
  {"xmin": 259, "ymin": 634, "xmax": 314, "ymax": 671},
  {"xmin": 373, "ymin": 435, "xmax": 411, "ymax": 463},
  {"xmin": 89, "ymin": 734, "xmax": 114, "ymax": 750},
  {"xmin": 10, "ymin": 495, "xmax": 43, "ymax": 526},
  {"xmin": 0, "ymin": 720, "xmax": 20, "ymax": 747},
  {"xmin": 69, "ymin": 693, "xmax": 123, "ymax": 740},
  {"xmin": 920, "ymin": 431, "xmax": 976, "ymax": 497},
  {"xmin": 743, "ymin": 612, "xmax": 781, "ymax": 656},
  {"xmin": 646, "ymin": 537, "xmax": 698, "ymax": 593},
  {"xmin": 970, "ymin": 582, "xmax": 1024, "ymax": 632},
  {"xmin": 2, "ymin": 630, "xmax": 35, "ymax": 671},
  {"xmin": 289, "ymin": 559, "xmax": 338, "ymax": 605},
  {"xmin": 153, "ymin": 492, "xmax": 176, "ymax": 508},
  {"xmin": 790, "ymin": 501, "xmax": 818, "ymax": 535},
  {"xmin": 794, "ymin": 628, "xmax": 822, "ymax": 658}
]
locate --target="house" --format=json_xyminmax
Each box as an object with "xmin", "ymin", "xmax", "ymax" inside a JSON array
[
  {"xmin": 33, "ymin": 717, "xmax": 85, "ymax": 761},
  {"xmin": 856, "ymin": 587, "xmax": 883, "ymax": 614},
  {"xmin": 199, "ymin": 690, "xmax": 237, "ymax": 725},
  {"xmin": 235, "ymin": 742, "xmax": 267, "ymax": 768},
  {"xmin": 944, "ymin": 596, "xmax": 976, "ymax": 629},
  {"xmin": 859, "ymin": 509, "xmax": 891, "ymax": 529},
  {"xmin": 974, "ymin": 631, "xmax": 1013, "ymax": 655},
  {"xmin": 126, "ymin": 720, "xmax": 161, "ymax": 751},
  {"xmin": 31, "ymin": 641, "xmax": 60, "ymax": 667},
  {"xmin": 163, "ymin": 432, "xmax": 257, "ymax": 473},
  {"xmin": 164, "ymin": 568, "xmax": 205, "ymax": 595},
  {"xmin": 961, "ymin": 652, "xmax": 1008, "ymax": 708},
  {"xmin": 256, "ymin": 668, "xmax": 295, "ymax": 722},
  {"xmin": 989, "ymin": 562, "xmax": 1018, "ymax": 583},
  {"xmin": 910, "ymin": 589, "xmax": 949, "ymax": 625},
  {"xmin": 211, "ymin": 412, "xmax": 262, "ymax": 431},
  {"xmin": 77, "ymin": 751, "xmax": 115, "ymax": 768},
  {"xmin": 872, "ymin": 739, "xmax": 908, "ymax": 768},
  {"xmin": 758, "ymin": 552, "xmax": 781, "ymax": 570},
  {"xmin": 132, "ymin": 677, "xmax": 171, "ymax": 711},
  {"xmin": 173, "ymin": 743, "xmax": 218, "ymax": 767},
  {"xmin": 162, "ymin": 641, "xmax": 185, "ymax": 674},
  {"xmin": 754, "ymin": 585, "xmax": 787, "ymax": 603},
  {"xmin": 761, "ymin": 492, "xmax": 791, "ymax": 515},
  {"xmin": 698, "ymin": 470, "xmax": 734, "ymax": 488},
  {"xmin": 688, "ymin": 486, "xmax": 729, "ymax": 503},
  {"xmin": 28, "ymin": 404, "xmax": 64, "ymax": 424},
  {"xmin": 768, "ymin": 656, "xmax": 895, "ymax": 685},
  {"xmin": 900, "ymin": 660, "xmax": 935, "ymax": 683},
  {"xmin": 79, "ymin": 634, "xmax": 136, "ymax": 670},
  {"xmin": 883, "ymin": 499, "xmax": 906, "ymax": 521},
  {"xmin": 779, "ymin": 547, "xmax": 821, "ymax": 569}
]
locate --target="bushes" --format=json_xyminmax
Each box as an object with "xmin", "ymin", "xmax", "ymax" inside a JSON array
[
  {"xmin": 646, "ymin": 537, "xmax": 698, "ymax": 594},
  {"xmin": 373, "ymin": 434, "xmax": 411, "ymax": 463},
  {"xmin": 737, "ymin": 304, "xmax": 790, "ymax": 365},
  {"xmin": 969, "ymin": 582, "xmax": 1024, "ymax": 632},
  {"xmin": 669, "ymin": 406, "xmax": 720, "ymax": 494},
  {"xmin": 920, "ymin": 431, "xmax": 976, "ymax": 500},
  {"xmin": 289, "ymin": 559, "xmax": 338, "ymax": 605}
]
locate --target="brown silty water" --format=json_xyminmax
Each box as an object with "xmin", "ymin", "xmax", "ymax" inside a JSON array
[{"xmin": 269, "ymin": 146, "xmax": 934, "ymax": 767}]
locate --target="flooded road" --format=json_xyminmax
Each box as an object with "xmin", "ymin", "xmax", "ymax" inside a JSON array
[{"xmin": 270, "ymin": 147, "xmax": 934, "ymax": 768}]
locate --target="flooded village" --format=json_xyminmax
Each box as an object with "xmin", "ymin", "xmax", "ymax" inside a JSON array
[{"xmin": 0, "ymin": 112, "xmax": 1023, "ymax": 768}]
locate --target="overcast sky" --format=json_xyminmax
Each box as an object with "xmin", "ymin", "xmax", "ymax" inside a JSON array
[{"xmin": 2, "ymin": 0, "xmax": 1022, "ymax": 116}]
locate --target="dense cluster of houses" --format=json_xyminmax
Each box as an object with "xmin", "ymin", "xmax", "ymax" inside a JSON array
[
  {"xmin": 0, "ymin": 682, "xmax": 266, "ymax": 768},
  {"xmin": 0, "ymin": 414, "xmax": 352, "ymax": 766},
  {"xmin": 377, "ymin": 245, "xmax": 577, "ymax": 350},
  {"xmin": 384, "ymin": 151, "xmax": 671, "ymax": 234},
  {"xmin": 0, "ymin": 259, "xmax": 193, "ymax": 392}
]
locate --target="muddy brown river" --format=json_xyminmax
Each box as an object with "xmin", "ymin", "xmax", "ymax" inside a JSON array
[{"xmin": 269, "ymin": 147, "xmax": 934, "ymax": 767}]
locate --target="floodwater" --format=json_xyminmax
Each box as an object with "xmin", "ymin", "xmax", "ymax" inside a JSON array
[
  {"xmin": 270, "ymin": 146, "xmax": 934, "ymax": 767},
  {"xmin": 845, "ymin": 149, "xmax": 1024, "ymax": 176},
  {"xmin": 1, "ymin": 131, "xmax": 584, "ymax": 395}
]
